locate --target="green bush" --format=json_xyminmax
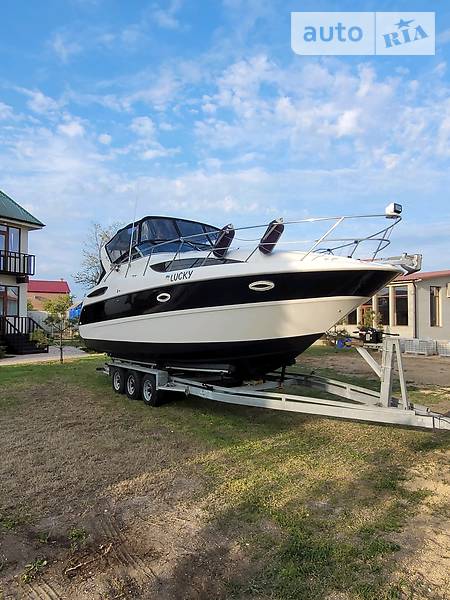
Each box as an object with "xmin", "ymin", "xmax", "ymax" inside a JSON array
[{"xmin": 30, "ymin": 330, "xmax": 50, "ymax": 349}]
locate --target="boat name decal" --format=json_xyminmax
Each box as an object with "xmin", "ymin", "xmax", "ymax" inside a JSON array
[{"xmin": 166, "ymin": 269, "xmax": 194, "ymax": 282}]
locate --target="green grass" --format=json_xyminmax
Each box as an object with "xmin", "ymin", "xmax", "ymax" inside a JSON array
[
  {"xmin": 0, "ymin": 511, "xmax": 30, "ymax": 531},
  {"xmin": 0, "ymin": 355, "xmax": 105, "ymax": 399},
  {"xmin": 68, "ymin": 527, "xmax": 88, "ymax": 551},
  {"xmin": 21, "ymin": 558, "xmax": 48, "ymax": 583},
  {"xmin": 0, "ymin": 354, "xmax": 449, "ymax": 599}
]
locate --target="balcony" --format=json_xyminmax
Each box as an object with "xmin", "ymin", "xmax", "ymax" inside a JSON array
[{"xmin": 0, "ymin": 250, "xmax": 36, "ymax": 276}]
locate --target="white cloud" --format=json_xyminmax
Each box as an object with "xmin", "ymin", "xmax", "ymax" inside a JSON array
[
  {"xmin": 17, "ymin": 88, "xmax": 61, "ymax": 114},
  {"xmin": 98, "ymin": 133, "xmax": 112, "ymax": 144},
  {"xmin": 0, "ymin": 102, "xmax": 14, "ymax": 120},
  {"xmin": 433, "ymin": 62, "xmax": 447, "ymax": 77},
  {"xmin": 66, "ymin": 89, "xmax": 128, "ymax": 112},
  {"xmin": 128, "ymin": 115, "xmax": 179, "ymax": 160},
  {"xmin": 50, "ymin": 32, "xmax": 82, "ymax": 62},
  {"xmin": 120, "ymin": 24, "xmax": 144, "ymax": 45},
  {"xmin": 58, "ymin": 120, "xmax": 85, "ymax": 137},
  {"xmin": 125, "ymin": 71, "xmax": 181, "ymax": 110},
  {"xmin": 159, "ymin": 121, "xmax": 175, "ymax": 131},
  {"xmin": 382, "ymin": 153, "xmax": 401, "ymax": 170},
  {"xmin": 130, "ymin": 116, "xmax": 156, "ymax": 139},
  {"xmin": 141, "ymin": 146, "xmax": 177, "ymax": 159},
  {"xmin": 151, "ymin": 0, "xmax": 183, "ymax": 30},
  {"xmin": 335, "ymin": 109, "xmax": 361, "ymax": 138}
]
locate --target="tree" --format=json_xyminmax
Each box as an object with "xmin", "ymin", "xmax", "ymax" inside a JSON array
[
  {"xmin": 44, "ymin": 295, "xmax": 74, "ymax": 364},
  {"xmin": 73, "ymin": 222, "xmax": 122, "ymax": 290}
]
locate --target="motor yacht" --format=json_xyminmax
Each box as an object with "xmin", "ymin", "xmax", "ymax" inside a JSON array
[{"xmin": 79, "ymin": 207, "xmax": 411, "ymax": 377}]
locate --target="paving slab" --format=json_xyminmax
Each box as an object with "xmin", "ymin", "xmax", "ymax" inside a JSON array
[{"xmin": 0, "ymin": 345, "xmax": 89, "ymax": 366}]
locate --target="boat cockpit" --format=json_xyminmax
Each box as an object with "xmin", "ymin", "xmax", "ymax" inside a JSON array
[{"xmin": 105, "ymin": 216, "xmax": 221, "ymax": 265}]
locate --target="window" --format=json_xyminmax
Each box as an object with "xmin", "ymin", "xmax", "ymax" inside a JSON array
[
  {"xmin": 0, "ymin": 223, "xmax": 21, "ymax": 252},
  {"xmin": 8, "ymin": 227, "xmax": 20, "ymax": 252},
  {"xmin": 105, "ymin": 224, "xmax": 138, "ymax": 263},
  {"xmin": 0, "ymin": 285, "xmax": 19, "ymax": 316},
  {"xmin": 140, "ymin": 218, "xmax": 179, "ymax": 243},
  {"xmin": 151, "ymin": 257, "xmax": 242, "ymax": 272},
  {"xmin": 360, "ymin": 300, "xmax": 374, "ymax": 327},
  {"xmin": 378, "ymin": 287, "xmax": 390, "ymax": 326},
  {"xmin": 346, "ymin": 309, "xmax": 357, "ymax": 325},
  {"xmin": 106, "ymin": 218, "xmax": 220, "ymax": 264},
  {"xmin": 394, "ymin": 285, "xmax": 408, "ymax": 326},
  {"xmin": 430, "ymin": 286, "xmax": 441, "ymax": 327}
]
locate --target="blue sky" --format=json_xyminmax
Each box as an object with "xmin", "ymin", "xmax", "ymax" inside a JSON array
[{"xmin": 1, "ymin": 0, "xmax": 449, "ymax": 295}]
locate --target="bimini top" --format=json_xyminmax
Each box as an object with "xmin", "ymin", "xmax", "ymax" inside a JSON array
[{"xmin": 105, "ymin": 216, "xmax": 220, "ymax": 264}]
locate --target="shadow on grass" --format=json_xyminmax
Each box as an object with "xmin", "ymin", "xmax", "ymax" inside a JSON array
[{"xmin": 192, "ymin": 441, "xmax": 445, "ymax": 600}]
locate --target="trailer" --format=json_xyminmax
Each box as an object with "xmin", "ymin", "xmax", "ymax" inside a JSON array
[{"xmin": 103, "ymin": 337, "xmax": 450, "ymax": 431}]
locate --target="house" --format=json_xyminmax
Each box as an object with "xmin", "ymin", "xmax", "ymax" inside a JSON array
[
  {"xmin": 345, "ymin": 270, "xmax": 450, "ymax": 341},
  {"xmin": 0, "ymin": 189, "xmax": 47, "ymax": 354},
  {"xmin": 28, "ymin": 279, "xmax": 71, "ymax": 311}
]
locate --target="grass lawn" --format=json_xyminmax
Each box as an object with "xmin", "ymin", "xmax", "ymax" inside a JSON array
[{"xmin": 0, "ymin": 350, "xmax": 449, "ymax": 599}]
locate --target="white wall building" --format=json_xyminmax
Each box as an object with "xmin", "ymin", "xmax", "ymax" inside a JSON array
[
  {"xmin": 0, "ymin": 190, "xmax": 46, "ymax": 354},
  {"xmin": 345, "ymin": 270, "xmax": 450, "ymax": 341}
]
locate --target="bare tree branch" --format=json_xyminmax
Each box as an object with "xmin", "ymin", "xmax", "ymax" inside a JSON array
[{"xmin": 73, "ymin": 222, "xmax": 123, "ymax": 290}]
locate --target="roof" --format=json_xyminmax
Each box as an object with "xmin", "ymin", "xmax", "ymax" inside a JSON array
[
  {"xmin": 0, "ymin": 189, "xmax": 45, "ymax": 228},
  {"xmin": 28, "ymin": 280, "xmax": 71, "ymax": 294},
  {"xmin": 395, "ymin": 270, "xmax": 450, "ymax": 282}
]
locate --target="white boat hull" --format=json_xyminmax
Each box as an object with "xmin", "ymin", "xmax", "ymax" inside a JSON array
[
  {"xmin": 80, "ymin": 296, "xmax": 365, "ymax": 345},
  {"xmin": 80, "ymin": 295, "xmax": 367, "ymax": 376}
]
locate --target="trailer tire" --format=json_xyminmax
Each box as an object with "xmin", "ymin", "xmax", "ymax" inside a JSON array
[
  {"xmin": 111, "ymin": 367, "xmax": 125, "ymax": 394},
  {"xmin": 141, "ymin": 374, "xmax": 161, "ymax": 407},
  {"xmin": 125, "ymin": 370, "xmax": 142, "ymax": 400}
]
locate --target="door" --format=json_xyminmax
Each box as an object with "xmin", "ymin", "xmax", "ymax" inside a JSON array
[{"xmin": 0, "ymin": 228, "xmax": 6, "ymax": 273}]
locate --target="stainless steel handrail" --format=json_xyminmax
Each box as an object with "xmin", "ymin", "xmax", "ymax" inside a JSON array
[{"xmin": 112, "ymin": 211, "xmax": 402, "ymax": 277}]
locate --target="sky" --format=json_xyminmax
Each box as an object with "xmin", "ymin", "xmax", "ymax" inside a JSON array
[{"xmin": 1, "ymin": 0, "xmax": 450, "ymax": 296}]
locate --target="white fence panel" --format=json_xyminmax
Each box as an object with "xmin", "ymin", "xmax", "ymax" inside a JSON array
[{"xmin": 401, "ymin": 338, "xmax": 437, "ymax": 356}]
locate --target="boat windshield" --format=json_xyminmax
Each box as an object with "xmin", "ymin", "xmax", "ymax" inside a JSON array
[{"xmin": 105, "ymin": 216, "xmax": 220, "ymax": 264}]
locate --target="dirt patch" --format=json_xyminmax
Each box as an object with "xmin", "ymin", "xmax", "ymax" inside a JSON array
[
  {"xmin": 1, "ymin": 492, "xmax": 274, "ymax": 600},
  {"xmin": 0, "ymin": 380, "xmax": 275, "ymax": 599},
  {"xmin": 389, "ymin": 460, "xmax": 450, "ymax": 599},
  {"xmin": 299, "ymin": 350, "xmax": 450, "ymax": 413},
  {"xmin": 300, "ymin": 350, "xmax": 450, "ymax": 387}
]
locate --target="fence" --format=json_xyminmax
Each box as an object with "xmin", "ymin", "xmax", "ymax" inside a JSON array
[{"xmin": 399, "ymin": 338, "xmax": 450, "ymax": 357}]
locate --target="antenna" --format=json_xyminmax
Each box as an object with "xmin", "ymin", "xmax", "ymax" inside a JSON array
[{"xmin": 126, "ymin": 196, "xmax": 139, "ymax": 277}]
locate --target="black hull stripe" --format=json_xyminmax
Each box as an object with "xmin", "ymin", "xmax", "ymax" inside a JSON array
[
  {"xmin": 80, "ymin": 269, "xmax": 395, "ymax": 326},
  {"xmin": 84, "ymin": 333, "xmax": 323, "ymax": 377}
]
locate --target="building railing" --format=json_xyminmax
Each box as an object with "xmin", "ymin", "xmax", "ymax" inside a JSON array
[
  {"xmin": 0, "ymin": 250, "xmax": 36, "ymax": 276},
  {"xmin": 0, "ymin": 315, "xmax": 42, "ymax": 336}
]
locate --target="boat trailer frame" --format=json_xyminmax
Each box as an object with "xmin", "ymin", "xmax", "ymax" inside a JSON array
[{"xmin": 104, "ymin": 337, "xmax": 449, "ymax": 431}]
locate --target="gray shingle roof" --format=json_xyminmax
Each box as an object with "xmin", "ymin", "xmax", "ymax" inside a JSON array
[{"xmin": 0, "ymin": 189, "xmax": 44, "ymax": 227}]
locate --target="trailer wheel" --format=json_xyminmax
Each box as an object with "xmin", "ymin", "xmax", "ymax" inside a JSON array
[
  {"xmin": 141, "ymin": 374, "xmax": 161, "ymax": 406},
  {"xmin": 125, "ymin": 370, "xmax": 142, "ymax": 400},
  {"xmin": 111, "ymin": 367, "xmax": 125, "ymax": 394}
]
